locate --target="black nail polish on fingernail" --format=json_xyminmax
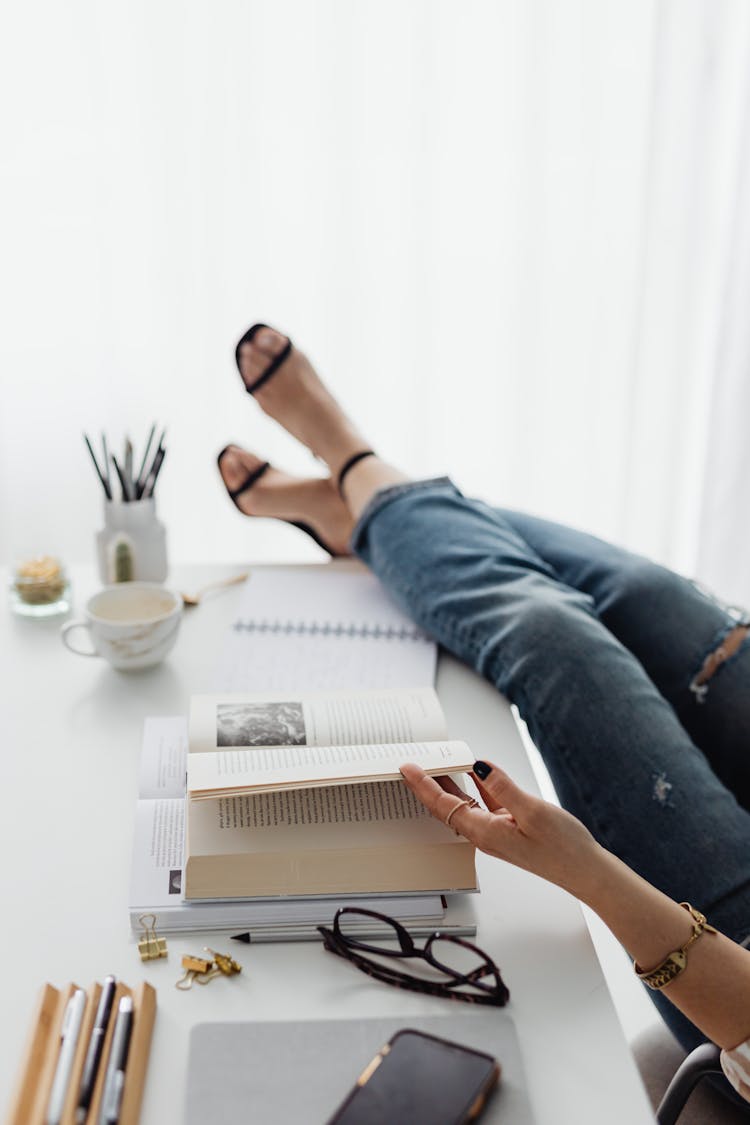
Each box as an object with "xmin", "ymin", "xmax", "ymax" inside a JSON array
[{"xmin": 473, "ymin": 760, "xmax": 491, "ymax": 780}]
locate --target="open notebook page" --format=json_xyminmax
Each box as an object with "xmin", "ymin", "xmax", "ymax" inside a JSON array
[{"xmin": 216, "ymin": 566, "xmax": 436, "ymax": 691}]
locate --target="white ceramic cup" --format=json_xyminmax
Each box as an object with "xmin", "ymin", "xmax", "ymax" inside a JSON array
[{"xmin": 61, "ymin": 583, "xmax": 183, "ymax": 670}]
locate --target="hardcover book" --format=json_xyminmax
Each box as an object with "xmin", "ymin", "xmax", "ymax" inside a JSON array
[{"xmin": 184, "ymin": 689, "xmax": 477, "ymax": 900}]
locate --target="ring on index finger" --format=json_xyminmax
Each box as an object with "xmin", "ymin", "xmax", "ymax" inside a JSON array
[{"xmin": 444, "ymin": 796, "xmax": 478, "ymax": 834}]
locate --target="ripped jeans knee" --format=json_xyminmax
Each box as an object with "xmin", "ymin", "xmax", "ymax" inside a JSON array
[{"xmin": 689, "ymin": 620, "xmax": 750, "ymax": 703}]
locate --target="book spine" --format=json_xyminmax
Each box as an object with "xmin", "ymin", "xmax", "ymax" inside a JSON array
[{"xmin": 230, "ymin": 619, "xmax": 427, "ymax": 641}]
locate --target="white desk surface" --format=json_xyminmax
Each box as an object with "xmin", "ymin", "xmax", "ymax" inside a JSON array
[{"xmin": 0, "ymin": 561, "xmax": 655, "ymax": 1124}]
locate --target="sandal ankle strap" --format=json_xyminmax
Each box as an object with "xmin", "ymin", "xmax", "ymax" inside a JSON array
[{"xmin": 337, "ymin": 450, "xmax": 376, "ymax": 497}]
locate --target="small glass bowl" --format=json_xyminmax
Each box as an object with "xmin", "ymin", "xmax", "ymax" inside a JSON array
[{"xmin": 9, "ymin": 557, "xmax": 71, "ymax": 617}]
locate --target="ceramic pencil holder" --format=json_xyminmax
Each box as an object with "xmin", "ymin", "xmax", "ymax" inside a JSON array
[{"xmin": 96, "ymin": 498, "xmax": 168, "ymax": 584}]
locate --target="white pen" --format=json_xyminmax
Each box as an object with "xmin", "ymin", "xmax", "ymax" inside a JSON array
[
  {"xmin": 98, "ymin": 996, "xmax": 134, "ymax": 1125},
  {"xmin": 46, "ymin": 988, "xmax": 87, "ymax": 1125}
]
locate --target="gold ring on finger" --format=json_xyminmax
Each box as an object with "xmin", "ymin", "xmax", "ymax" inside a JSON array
[{"xmin": 445, "ymin": 798, "xmax": 469, "ymax": 832}]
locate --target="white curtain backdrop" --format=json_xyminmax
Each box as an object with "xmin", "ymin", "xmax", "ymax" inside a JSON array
[{"xmin": 1, "ymin": 0, "xmax": 748, "ymax": 601}]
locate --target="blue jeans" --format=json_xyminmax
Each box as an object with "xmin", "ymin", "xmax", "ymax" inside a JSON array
[{"xmin": 351, "ymin": 478, "xmax": 750, "ymax": 1052}]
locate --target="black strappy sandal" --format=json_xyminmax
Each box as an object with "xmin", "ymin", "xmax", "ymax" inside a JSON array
[
  {"xmin": 336, "ymin": 450, "xmax": 376, "ymax": 496},
  {"xmin": 217, "ymin": 447, "xmax": 341, "ymax": 556},
  {"xmin": 235, "ymin": 323, "xmax": 293, "ymax": 394}
]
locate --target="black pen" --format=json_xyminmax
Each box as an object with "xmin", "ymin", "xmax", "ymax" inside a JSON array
[
  {"xmin": 98, "ymin": 995, "xmax": 133, "ymax": 1125},
  {"xmin": 76, "ymin": 975, "xmax": 116, "ymax": 1124}
]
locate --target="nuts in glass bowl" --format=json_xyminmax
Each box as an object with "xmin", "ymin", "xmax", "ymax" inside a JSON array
[{"xmin": 11, "ymin": 557, "xmax": 70, "ymax": 616}]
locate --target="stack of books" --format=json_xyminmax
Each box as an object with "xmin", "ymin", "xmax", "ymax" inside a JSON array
[{"xmin": 128, "ymin": 569, "xmax": 480, "ymax": 941}]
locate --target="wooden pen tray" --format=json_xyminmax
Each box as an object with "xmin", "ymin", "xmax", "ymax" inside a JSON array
[{"xmin": 6, "ymin": 980, "xmax": 156, "ymax": 1125}]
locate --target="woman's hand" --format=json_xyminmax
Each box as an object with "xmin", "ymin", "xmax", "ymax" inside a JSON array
[{"xmin": 400, "ymin": 759, "xmax": 606, "ymax": 903}]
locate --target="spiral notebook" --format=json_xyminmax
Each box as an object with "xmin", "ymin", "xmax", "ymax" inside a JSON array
[{"xmin": 216, "ymin": 566, "xmax": 436, "ymax": 692}]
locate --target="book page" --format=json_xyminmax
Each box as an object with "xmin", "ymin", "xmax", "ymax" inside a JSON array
[
  {"xmin": 129, "ymin": 797, "xmax": 185, "ymax": 907},
  {"xmin": 188, "ymin": 779, "xmax": 467, "ymax": 856},
  {"xmin": 138, "ymin": 716, "xmax": 188, "ymax": 799},
  {"xmin": 188, "ymin": 739, "xmax": 473, "ymax": 798},
  {"xmin": 189, "ymin": 687, "xmax": 448, "ymax": 754},
  {"xmin": 129, "ymin": 793, "xmax": 447, "ymax": 926}
]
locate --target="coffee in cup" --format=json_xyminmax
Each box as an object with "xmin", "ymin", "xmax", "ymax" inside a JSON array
[{"xmin": 61, "ymin": 583, "xmax": 182, "ymax": 670}]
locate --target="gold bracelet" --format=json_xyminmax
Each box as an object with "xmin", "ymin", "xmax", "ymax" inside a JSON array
[{"xmin": 634, "ymin": 902, "xmax": 717, "ymax": 990}]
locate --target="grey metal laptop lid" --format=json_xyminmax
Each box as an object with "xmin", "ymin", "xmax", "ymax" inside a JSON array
[{"xmin": 184, "ymin": 1011, "xmax": 534, "ymax": 1124}]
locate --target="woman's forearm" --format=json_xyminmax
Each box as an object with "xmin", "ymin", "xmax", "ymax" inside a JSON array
[
  {"xmin": 578, "ymin": 847, "xmax": 750, "ymax": 1049},
  {"xmin": 399, "ymin": 761, "xmax": 750, "ymax": 1050}
]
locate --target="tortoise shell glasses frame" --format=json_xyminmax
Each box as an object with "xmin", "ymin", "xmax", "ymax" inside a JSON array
[{"xmin": 317, "ymin": 907, "xmax": 510, "ymax": 1007}]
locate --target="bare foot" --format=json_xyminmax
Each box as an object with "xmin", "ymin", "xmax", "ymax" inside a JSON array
[
  {"xmin": 236, "ymin": 327, "xmax": 371, "ymax": 478},
  {"xmin": 217, "ymin": 445, "xmax": 354, "ymax": 556}
]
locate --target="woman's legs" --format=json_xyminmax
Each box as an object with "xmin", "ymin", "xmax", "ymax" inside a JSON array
[
  {"xmin": 493, "ymin": 509, "xmax": 750, "ymax": 812},
  {"xmin": 226, "ymin": 326, "xmax": 750, "ymax": 1051}
]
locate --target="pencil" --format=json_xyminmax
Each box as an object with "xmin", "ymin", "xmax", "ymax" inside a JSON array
[
  {"xmin": 141, "ymin": 429, "xmax": 166, "ymax": 496},
  {"xmin": 142, "ymin": 446, "xmax": 166, "ymax": 498},
  {"xmin": 102, "ymin": 432, "xmax": 112, "ymax": 497},
  {"xmin": 135, "ymin": 423, "xmax": 157, "ymax": 498},
  {"xmin": 150, "ymin": 445, "xmax": 166, "ymax": 491},
  {"xmin": 84, "ymin": 434, "xmax": 112, "ymax": 500},
  {"xmin": 124, "ymin": 437, "xmax": 133, "ymax": 498},
  {"xmin": 111, "ymin": 454, "xmax": 132, "ymax": 502}
]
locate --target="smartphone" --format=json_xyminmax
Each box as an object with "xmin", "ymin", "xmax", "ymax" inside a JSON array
[{"xmin": 326, "ymin": 1028, "xmax": 500, "ymax": 1125}]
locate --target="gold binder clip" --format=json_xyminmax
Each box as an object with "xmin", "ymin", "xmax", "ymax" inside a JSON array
[
  {"xmin": 137, "ymin": 913, "xmax": 168, "ymax": 962},
  {"xmin": 204, "ymin": 948, "xmax": 242, "ymax": 976},
  {"xmin": 175, "ymin": 949, "xmax": 242, "ymax": 989},
  {"xmin": 176, "ymin": 953, "xmax": 217, "ymax": 990},
  {"xmin": 183, "ymin": 954, "xmax": 214, "ymax": 974}
]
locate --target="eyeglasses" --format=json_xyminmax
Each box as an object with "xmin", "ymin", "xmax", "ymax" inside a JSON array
[{"xmin": 317, "ymin": 908, "xmax": 510, "ymax": 1007}]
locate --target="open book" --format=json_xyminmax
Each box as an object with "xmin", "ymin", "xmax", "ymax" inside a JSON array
[
  {"xmin": 130, "ymin": 718, "xmax": 470, "ymax": 936},
  {"xmin": 187, "ymin": 687, "xmax": 474, "ymax": 799},
  {"xmin": 184, "ymin": 688, "xmax": 477, "ymax": 900}
]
